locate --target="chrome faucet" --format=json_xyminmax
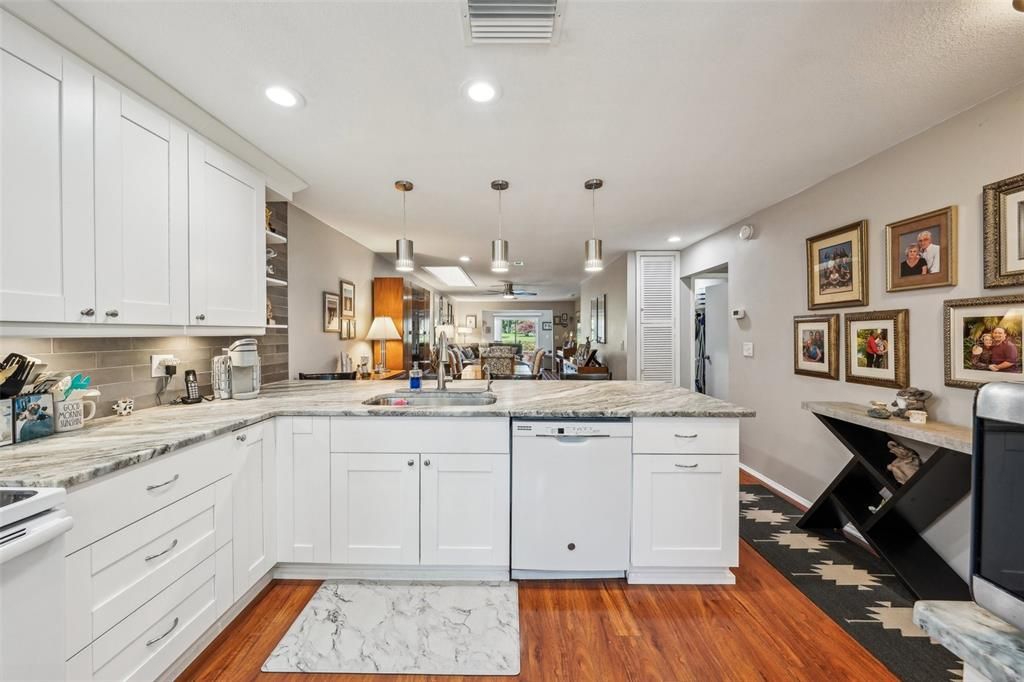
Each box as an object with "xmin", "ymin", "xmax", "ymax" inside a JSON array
[
  {"xmin": 484, "ymin": 365, "xmax": 493, "ymax": 393},
  {"xmin": 436, "ymin": 330, "xmax": 449, "ymax": 391}
]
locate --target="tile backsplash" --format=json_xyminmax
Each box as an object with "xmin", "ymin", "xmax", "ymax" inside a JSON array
[{"xmin": 0, "ymin": 331, "xmax": 288, "ymax": 416}]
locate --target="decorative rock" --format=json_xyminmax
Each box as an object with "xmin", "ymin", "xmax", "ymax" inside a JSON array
[
  {"xmin": 891, "ymin": 387, "xmax": 932, "ymax": 420},
  {"xmin": 867, "ymin": 407, "xmax": 892, "ymax": 419}
]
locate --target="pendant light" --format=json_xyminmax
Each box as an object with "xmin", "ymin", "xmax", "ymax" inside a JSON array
[
  {"xmin": 394, "ymin": 180, "xmax": 415, "ymax": 272},
  {"xmin": 584, "ymin": 178, "xmax": 604, "ymax": 272},
  {"xmin": 490, "ymin": 179, "xmax": 510, "ymax": 273}
]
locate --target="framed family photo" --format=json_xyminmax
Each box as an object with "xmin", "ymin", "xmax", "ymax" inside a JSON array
[
  {"xmin": 983, "ymin": 172, "xmax": 1024, "ymax": 288},
  {"xmin": 806, "ymin": 220, "xmax": 869, "ymax": 309},
  {"xmin": 943, "ymin": 295, "xmax": 1024, "ymax": 389},
  {"xmin": 793, "ymin": 314, "xmax": 839, "ymax": 380},
  {"xmin": 844, "ymin": 309, "xmax": 909, "ymax": 388},
  {"xmin": 340, "ymin": 280, "xmax": 356, "ymax": 319},
  {"xmin": 323, "ymin": 291, "xmax": 340, "ymax": 332},
  {"xmin": 886, "ymin": 206, "xmax": 957, "ymax": 292}
]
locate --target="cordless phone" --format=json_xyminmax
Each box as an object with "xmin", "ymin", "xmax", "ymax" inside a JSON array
[{"xmin": 181, "ymin": 369, "xmax": 202, "ymax": 404}]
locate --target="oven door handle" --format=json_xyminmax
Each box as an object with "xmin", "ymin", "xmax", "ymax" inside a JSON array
[{"xmin": 0, "ymin": 514, "xmax": 73, "ymax": 565}]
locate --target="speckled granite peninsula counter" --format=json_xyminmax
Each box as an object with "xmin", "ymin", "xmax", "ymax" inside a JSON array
[{"xmin": 0, "ymin": 380, "xmax": 754, "ymax": 489}]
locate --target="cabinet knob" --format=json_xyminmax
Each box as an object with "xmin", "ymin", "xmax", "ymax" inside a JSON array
[
  {"xmin": 567, "ymin": 543, "xmax": 576, "ymax": 551},
  {"xmin": 195, "ymin": 313, "xmax": 206, "ymax": 321},
  {"xmin": 80, "ymin": 307, "xmax": 95, "ymax": 317},
  {"xmin": 407, "ymin": 459, "xmax": 415, "ymax": 467},
  {"xmin": 423, "ymin": 459, "xmax": 431, "ymax": 467},
  {"xmin": 105, "ymin": 309, "xmax": 119, "ymax": 318},
  {"xmin": 237, "ymin": 434, "xmax": 247, "ymax": 442}
]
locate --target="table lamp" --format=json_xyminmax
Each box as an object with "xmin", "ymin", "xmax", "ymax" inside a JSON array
[{"xmin": 366, "ymin": 316, "xmax": 401, "ymax": 373}]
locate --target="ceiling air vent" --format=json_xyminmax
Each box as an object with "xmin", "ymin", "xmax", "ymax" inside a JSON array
[{"xmin": 462, "ymin": 0, "xmax": 564, "ymax": 45}]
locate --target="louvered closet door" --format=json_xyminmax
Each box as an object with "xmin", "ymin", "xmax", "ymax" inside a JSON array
[{"xmin": 637, "ymin": 252, "xmax": 679, "ymax": 384}]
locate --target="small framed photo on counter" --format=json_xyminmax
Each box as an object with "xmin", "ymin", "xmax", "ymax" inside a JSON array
[
  {"xmin": 0, "ymin": 400, "xmax": 12, "ymax": 447},
  {"xmin": 12, "ymin": 393, "xmax": 55, "ymax": 443}
]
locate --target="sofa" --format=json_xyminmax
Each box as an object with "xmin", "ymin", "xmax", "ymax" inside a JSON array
[{"xmin": 481, "ymin": 345, "xmax": 515, "ymax": 376}]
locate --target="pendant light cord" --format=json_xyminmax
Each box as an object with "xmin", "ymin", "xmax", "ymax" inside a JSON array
[
  {"xmin": 591, "ymin": 188, "xmax": 597, "ymax": 238},
  {"xmin": 498, "ymin": 188, "xmax": 503, "ymax": 239},
  {"xmin": 402, "ymin": 191, "xmax": 408, "ymax": 239}
]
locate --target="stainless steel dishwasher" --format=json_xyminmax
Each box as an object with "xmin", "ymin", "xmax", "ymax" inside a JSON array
[{"xmin": 511, "ymin": 420, "xmax": 632, "ymax": 579}]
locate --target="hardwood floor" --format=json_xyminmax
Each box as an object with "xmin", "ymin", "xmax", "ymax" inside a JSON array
[{"xmin": 181, "ymin": 544, "xmax": 895, "ymax": 682}]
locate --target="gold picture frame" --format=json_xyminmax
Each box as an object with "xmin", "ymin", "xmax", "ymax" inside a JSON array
[
  {"xmin": 844, "ymin": 309, "xmax": 909, "ymax": 389},
  {"xmin": 806, "ymin": 220, "xmax": 869, "ymax": 309},
  {"xmin": 943, "ymin": 295, "xmax": 1024, "ymax": 389},
  {"xmin": 983, "ymin": 172, "xmax": 1024, "ymax": 288},
  {"xmin": 793, "ymin": 314, "xmax": 839, "ymax": 380},
  {"xmin": 886, "ymin": 206, "xmax": 957, "ymax": 292}
]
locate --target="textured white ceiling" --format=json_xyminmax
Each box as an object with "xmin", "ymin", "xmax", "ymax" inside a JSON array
[{"xmin": 54, "ymin": 0, "xmax": 1024, "ymax": 299}]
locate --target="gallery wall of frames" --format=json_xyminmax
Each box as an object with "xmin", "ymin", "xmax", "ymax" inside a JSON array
[{"xmin": 794, "ymin": 172, "xmax": 1024, "ymax": 391}]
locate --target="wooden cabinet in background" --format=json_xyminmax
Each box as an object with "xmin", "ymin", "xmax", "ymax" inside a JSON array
[{"xmin": 372, "ymin": 277, "xmax": 431, "ymax": 370}]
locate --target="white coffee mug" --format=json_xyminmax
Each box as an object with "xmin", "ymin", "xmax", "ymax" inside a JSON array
[{"xmin": 55, "ymin": 399, "xmax": 96, "ymax": 432}]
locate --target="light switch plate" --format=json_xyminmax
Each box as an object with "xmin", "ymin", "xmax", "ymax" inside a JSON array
[
  {"xmin": 742, "ymin": 342, "xmax": 754, "ymax": 358},
  {"xmin": 150, "ymin": 354, "xmax": 175, "ymax": 378}
]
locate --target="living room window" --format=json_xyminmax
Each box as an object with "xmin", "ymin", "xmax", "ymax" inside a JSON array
[{"xmin": 493, "ymin": 316, "xmax": 539, "ymax": 352}]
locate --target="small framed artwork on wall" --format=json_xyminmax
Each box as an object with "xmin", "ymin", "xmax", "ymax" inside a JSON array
[
  {"xmin": 844, "ymin": 309, "xmax": 909, "ymax": 389},
  {"xmin": 886, "ymin": 206, "xmax": 957, "ymax": 292},
  {"xmin": 806, "ymin": 220, "xmax": 869, "ymax": 309},
  {"xmin": 944, "ymin": 295, "xmax": 1024, "ymax": 389},
  {"xmin": 793, "ymin": 314, "xmax": 839, "ymax": 380},
  {"xmin": 466, "ymin": 314, "xmax": 477, "ymax": 329},
  {"xmin": 542, "ymin": 321, "xmax": 553, "ymax": 331},
  {"xmin": 340, "ymin": 280, "xmax": 356, "ymax": 318},
  {"xmin": 323, "ymin": 291, "xmax": 340, "ymax": 332},
  {"xmin": 983, "ymin": 172, "xmax": 1024, "ymax": 287}
]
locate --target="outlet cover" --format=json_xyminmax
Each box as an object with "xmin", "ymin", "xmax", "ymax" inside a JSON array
[
  {"xmin": 150, "ymin": 354, "xmax": 175, "ymax": 378},
  {"xmin": 742, "ymin": 342, "xmax": 754, "ymax": 358}
]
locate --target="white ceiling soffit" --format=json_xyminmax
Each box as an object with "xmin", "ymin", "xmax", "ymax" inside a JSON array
[
  {"xmin": 0, "ymin": 0, "xmax": 307, "ymax": 198},
  {"xmin": 462, "ymin": 0, "xmax": 564, "ymax": 45}
]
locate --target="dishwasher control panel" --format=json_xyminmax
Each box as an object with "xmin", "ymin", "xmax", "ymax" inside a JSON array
[{"xmin": 513, "ymin": 421, "xmax": 632, "ymax": 438}]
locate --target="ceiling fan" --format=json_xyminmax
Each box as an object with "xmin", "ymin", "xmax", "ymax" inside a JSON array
[{"xmin": 481, "ymin": 282, "xmax": 539, "ymax": 299}]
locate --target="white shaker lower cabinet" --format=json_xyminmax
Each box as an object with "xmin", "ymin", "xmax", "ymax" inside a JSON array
[
  {"xmin": 330, "ymin": 452, "xmax": 420, "ymax": 565},
  {"xmin": 628, "ymin": 418, "xmax": 739, "ymax": 585},
  {"xmin": 231, "ymin": 422, "xmax": 277, "ymax": 599},
  {"xmin": 420, "ymin": 453, "xmax": 510, "ymax": 566},
  {"xmin": 276, "ymin": 417, "xmax": 331, "ymax": 563}
]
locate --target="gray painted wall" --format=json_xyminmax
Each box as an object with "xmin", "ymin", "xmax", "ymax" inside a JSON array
[
  {"xmin": 580, "ymin": 254, "xmax": 629, "ymax": 379},
  {"xmin": 676, "ymin": 81, "xmax": 1024, "ymax": 579}
]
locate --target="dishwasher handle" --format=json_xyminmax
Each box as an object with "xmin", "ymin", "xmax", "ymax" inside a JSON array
[
  {"xmin": 532, "ymin": 434, "xmax": 614, "ymax": 444},
  {"xmin": 0, "ymin": 514, "xmax": 73, "ymax": 565}
]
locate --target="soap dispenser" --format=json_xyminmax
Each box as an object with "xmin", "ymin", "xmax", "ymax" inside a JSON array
[{"xmin": 409, "ymin": 362, "xmax": 423, "ymax": 392}]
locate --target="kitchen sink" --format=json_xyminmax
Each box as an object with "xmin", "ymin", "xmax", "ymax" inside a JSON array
[{"xmin": 362, "ymin": 392, "xmax": 498, "ymax": 407}]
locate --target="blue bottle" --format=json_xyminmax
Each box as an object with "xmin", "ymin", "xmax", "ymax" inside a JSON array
[{"xmin": 409, "ymin": 362, "xmax": 422, "ymax": 392}]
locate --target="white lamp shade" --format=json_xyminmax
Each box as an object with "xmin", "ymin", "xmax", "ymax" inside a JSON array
[{"xmin": 366, "ymin": 316, "xmax": 402, "ymax": 340}]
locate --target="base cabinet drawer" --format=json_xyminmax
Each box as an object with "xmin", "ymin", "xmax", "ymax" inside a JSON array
[
  {"xmin": 631, "ymin": 453, "xmax": 739, "ymax": 568},
  {"xmin": 67, "ymin": 544, "xmax": 232, "ymax": 682},
  {"xmin": 632, "ymin": 418, "xmax": 739, "ymax": 455}
]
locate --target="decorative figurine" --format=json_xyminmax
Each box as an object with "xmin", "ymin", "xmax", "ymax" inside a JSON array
[
  {"xmin": 112, "ymin": 398, "xmax": 135, "ymax": 417},
  {"xmin": 890, "ymin": 387, "xmax": 932, "ymax": 420},
  {"xmin": 886, "ymin": 440, "xmax": 921, "ymax": 484},
  {"xmin": 266, "ymin": 298, "xmax": 275, "ymax": 326}
]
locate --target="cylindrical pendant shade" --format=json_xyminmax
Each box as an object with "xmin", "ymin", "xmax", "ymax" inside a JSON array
[
  {"xmin": 584, "ymin": 238, "xmax": 604, "ymax": 272},
  {"xmin": 491, "ymin": 239, "xmax": 510, "ymax": 273},
  {"xmin": 395, "ymin": 238, "xmax": 415, "ymax": 272}
]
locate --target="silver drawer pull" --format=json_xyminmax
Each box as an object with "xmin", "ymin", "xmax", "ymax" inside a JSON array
[
  {"xmin": 674, "ymin": 433, "xmax": 699, "ymax": 439},
  {"xmin": 144, "ymin": 538, "xmax": 178, "ymax": 562},
  {"xmin": 674, "ymin": 463, "xmax": 699, "ymax": 469},
  {"xmin": 146, "ymin": 617, "xmax": 179, "ymax": 647},
  {"xmin": 407, "ymin": 459, "xmax": 415, "ymax": 467},
  {"xmin": 146, "ymin": 474, "xmax": 179, "ymax": 491},
  {"xmin": 236, "ymin": 433, "xmax": 247, "ymax": 442}
]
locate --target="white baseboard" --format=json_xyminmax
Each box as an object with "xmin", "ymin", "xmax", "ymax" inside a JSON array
[
  {"xmin": 273, "ymin": 562, "xmax": 511, "ymax": 582},
  {"xmin": 740, "ymin": 462, "xmax": 870, "ymax": 548},
  {"xmin": 627, "ymin": 567, "xmax": 736, "ymax": 585},
  {"xmin": 157, "ymin": 570, "xmax": 274, "ymax": 682}
]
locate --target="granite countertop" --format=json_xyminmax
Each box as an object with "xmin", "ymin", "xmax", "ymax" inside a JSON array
[
  {"xmin": 1, "ymin": 380, "xmax": 754, "ymax": 489},
  {"xmin": 914, "ymin": 601, "xmax": 1024, "ymax": 682},
  {"xmin": 802, "ymin": 400, "xmax": 973, "ymax": 454}
]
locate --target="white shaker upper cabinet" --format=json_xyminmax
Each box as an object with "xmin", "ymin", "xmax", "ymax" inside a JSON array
[
  {"xmin": 0, "ymin": 12, "xmax": 95, "ymax": 323},
  {"xmin": 94, "ymin": 81, "xmax": 188, "ymax": 325},
  {"xmin": 188, "ymin": 135, "xmax": 266, "ymax": 327}
]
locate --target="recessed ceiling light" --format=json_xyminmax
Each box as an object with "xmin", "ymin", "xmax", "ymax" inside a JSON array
[
  {"xmin": 422, "ymin": 266, "xmax": 476, "ymax": 288},
  {"xmin": 667, "ymin": 235, "xmax": 681, "ymax": 243},
  {"xmin": 466, "ymin": 80, "xmax": 498, "ymax": 103},
  {"xmin": 459, "ymin": 255, "xmax": 471, "ymax": 262},
  {"xmin": 265, "ymin": 85, "xmax": 303, "ymax": 108},
  {"xmin": 513, "ymin": 260, "xmax": 525, "ymax": 267}
]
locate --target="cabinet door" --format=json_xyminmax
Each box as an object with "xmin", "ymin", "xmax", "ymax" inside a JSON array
[
  {"xmin": 232, "ymin": 423, "xmax": 277, "ymax": 598},
  {"xmin": 331, "ymin": 453, "xmax": 419, "ymax": 565},
  {"xmin": 421, "ymin": 453, "xmax": 509, "ymax": 566},
  {"xmin": 94, "ymin": 82, "xmax": 187, "ymax": 325},
  {"xmin": 188, "ymin": 135, "xmax": 265, "ymax": 327},
  {"xmin": 276, "ymin": 417, "xmax": 331, "ymax": 563},
  {"xmin": 631, "ymin": 454, "xmax": 738, "ymax": 567},
  {"xmin": 0, "ymin": 14, "xmax": 95, "ymax": 322}
]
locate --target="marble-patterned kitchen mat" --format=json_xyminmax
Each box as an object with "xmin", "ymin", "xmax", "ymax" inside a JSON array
[{"xmin": 262, "ymin": 581, "xmax": 521, "ymax": 676}]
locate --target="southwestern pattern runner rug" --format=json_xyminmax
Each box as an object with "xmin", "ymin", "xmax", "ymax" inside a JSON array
[{"xmin": 740, "ymin": 483, "xmax": 963, "ymax": 682}]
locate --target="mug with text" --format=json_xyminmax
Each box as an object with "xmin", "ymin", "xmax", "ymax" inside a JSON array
[{"xmin": 55, "ymin": 398, "xmax": 97, "ymax": 432}]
